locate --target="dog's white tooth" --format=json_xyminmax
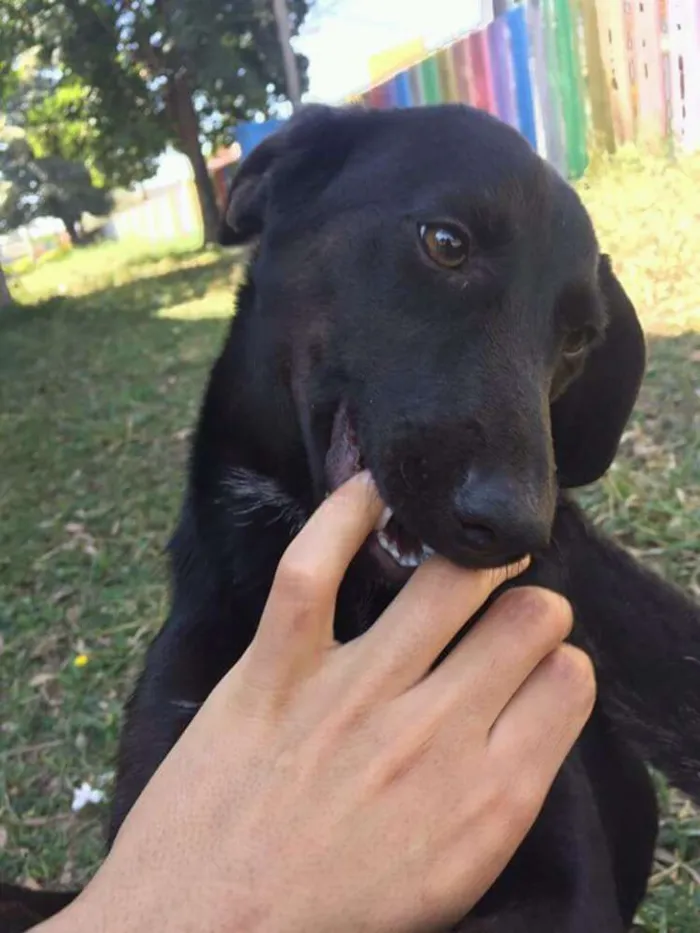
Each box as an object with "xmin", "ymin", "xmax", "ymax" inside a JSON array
[
  {"xmin": 375, "ymin": 506, "xmax": 394, "ymax": 532},
  {"xmin": 399, "ymin": 553, "xmax": 420, "ymax": 569},
  {"xmin": 377, "ymin": 530, "xmax": 424, "ymax": 569},
  {"xmin": 378, "ymin": 531, "xmax": 396, "ymax": 559}
]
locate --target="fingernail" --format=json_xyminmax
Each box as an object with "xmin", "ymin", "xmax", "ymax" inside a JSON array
[
  {"xmin": 506, "ymin": 555, "xmax": 531, "ymax": 580},
  {"xmin": 357, "ymin": 470, "xmax": 381, "ymax": 500}
]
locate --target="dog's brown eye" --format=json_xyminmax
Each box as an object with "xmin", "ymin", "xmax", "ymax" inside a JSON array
[
  {"xmin": 419, "ymin": 223, "xmax": 468, "ymax": 269},
  {"xmin": 562, "ymin": 327, "xmax": 594, "ymax": 357}
]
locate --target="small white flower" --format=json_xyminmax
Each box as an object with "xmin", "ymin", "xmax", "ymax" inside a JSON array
[{"xmin": 71, "ymin": 781, "xmax": 105, "ymax": 812}]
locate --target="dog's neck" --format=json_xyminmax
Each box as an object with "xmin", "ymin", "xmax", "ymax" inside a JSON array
[{"xmin": 194, "ymin": 267, "xmax": 315, "ymax": 499}]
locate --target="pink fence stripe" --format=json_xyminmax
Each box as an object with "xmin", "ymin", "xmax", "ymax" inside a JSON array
[
  {"xmin": 632, "ymin": 0, "xmax": 668, "ymax": 139},
  {"xmin": 467, "ymin": 29, "xmax": 497, "ymax": 115}
]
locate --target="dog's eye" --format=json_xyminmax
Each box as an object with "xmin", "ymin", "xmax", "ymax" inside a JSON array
[
  {"xmin": 419, "ymin": 223, "xmax": 469, "ymax": 269},
  {"xmin": 562, "ymin": 327, "xmax": 595, "ymax": 358}
]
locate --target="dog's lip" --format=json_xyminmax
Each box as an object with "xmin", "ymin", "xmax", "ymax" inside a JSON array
[
  {"xmin": 324, "ymin": 400, "xmax": 362, "ymax": 492},
  {"xmin": 323, "ymin": 401, "xmax": 435, "ymax": 575}
]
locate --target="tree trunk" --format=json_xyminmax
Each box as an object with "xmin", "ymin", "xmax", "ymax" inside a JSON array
[
  {"xmin": 168, "ymin": 73, "xmax": 221, "ymax": 244},
  {"xmin": 0, "ymin": 263, "xmax": 12, "ymax": 308},
  {"xmin": 272, "ymin": 0, "xmax": 302, "ymax": 108},
  {"xmin": 61, "ymin": 218, "xmax": 82, "ymax": 245}
]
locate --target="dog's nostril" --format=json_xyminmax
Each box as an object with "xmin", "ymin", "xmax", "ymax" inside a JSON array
[
  {"xmin": 452, "ymin": 470, "xmax": 552, "ymax": 557},
  {"xmin": 458, "ymin": 520, "xmax": 497, "ymax": 550}
]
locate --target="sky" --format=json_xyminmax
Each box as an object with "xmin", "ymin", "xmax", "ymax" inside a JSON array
[
  {"xmin": 151, "ymin": 0, "xmax": 492, "ymax": 184},
  {"xmin": 297, "ymin": 0, "xmax": 492, "ymax": 102}
]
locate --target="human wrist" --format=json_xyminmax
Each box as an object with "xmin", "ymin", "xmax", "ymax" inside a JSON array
[{"xmin": 32, "ymin": 873, "xmax": 285, "ymax": 933}]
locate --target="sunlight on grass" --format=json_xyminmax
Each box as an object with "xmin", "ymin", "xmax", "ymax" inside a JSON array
[
  {"xmin": 10, "ymin": 235, "xmax": 206, "ymax": 305},
  {"xmin": 154, "ymin": 291, "xmax": 233, "ymax": 320},
  {"xmin": 578, "ymin": 149, "xmax": 700, "ymax": 337}
]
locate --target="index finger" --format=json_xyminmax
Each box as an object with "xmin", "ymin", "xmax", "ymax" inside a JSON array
[{"xmin": 253, "ymin": 472, "xmax": 383, "ymax": 663}]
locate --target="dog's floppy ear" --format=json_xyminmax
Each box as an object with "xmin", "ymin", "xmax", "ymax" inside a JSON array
[
  {"xmin": 219, "ymin": 105, "xmax": 363, "ymax": 247},
  {"xmin": 218, "ymin": 128, "xmax": 289, "ymax": 246},
  {"xmin": 551, "ymin": 255, "xmax": 646, "ymax": 488}
]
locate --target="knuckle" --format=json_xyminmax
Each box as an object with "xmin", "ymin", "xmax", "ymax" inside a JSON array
[
  {"xmin": 273, "ymin": 552, "xmax": 325, "ymax": 610},
  {"xmin": 547, "ymin": 645, "xmax": 597, "ymax": 712},
  {"xmin": 498, "ymin": 586, "xmax": 573, "ymax": 644}
]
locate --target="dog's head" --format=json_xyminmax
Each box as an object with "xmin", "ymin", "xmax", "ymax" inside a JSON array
[{"xmin": 220, "ymin": 105, "xmax": 645, "ymax": 580}]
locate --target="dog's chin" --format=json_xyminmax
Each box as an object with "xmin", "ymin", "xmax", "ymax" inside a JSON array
[{"xmin": 322, "ymin": 401, "xmax": 524, "ymax": 585}]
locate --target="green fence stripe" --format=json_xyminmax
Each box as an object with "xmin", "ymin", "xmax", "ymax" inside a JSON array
[
  {"xmin": 554, "ymin": 0, "xmax": 588, "ymax": 176},
  {"xmin": 419, "ymin": 54, "xmax": 442, "ymax": 104},
  {"xmin": 542, "ymin": 0, "xmax": 568, "ymax": 174}
]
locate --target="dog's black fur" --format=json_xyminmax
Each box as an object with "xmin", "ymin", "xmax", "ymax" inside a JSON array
[{"xmin": 4, "ymin": 105, "xmax": 700, "ymax": 932}]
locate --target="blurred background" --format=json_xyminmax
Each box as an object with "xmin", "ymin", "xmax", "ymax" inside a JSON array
[{"xmin": 0, "ymin": 1, "xmax": 698, "ymax": 930}]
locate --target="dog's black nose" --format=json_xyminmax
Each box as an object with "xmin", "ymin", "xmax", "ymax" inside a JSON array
[{"xmin": 453, "ymin": 471, "xmax": 552, "ymax": 557}]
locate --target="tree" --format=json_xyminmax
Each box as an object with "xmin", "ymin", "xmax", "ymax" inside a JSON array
[
  {"xmin": 0, "ymin": 0, "xmax": 312, "ymax": 243},
  {"xmin": 25, "ymin": 78, "xmax": 163, "ymax": 190},
  {"xmin": 0, "ymin": 48, "xmax": 162, "ymax": 192},
  {"xmin": 0, "ymin": 127, "xmax": 113, "ymax": 242}
]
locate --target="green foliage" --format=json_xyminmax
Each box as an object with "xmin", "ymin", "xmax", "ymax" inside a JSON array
[
  {"xmin": 0, "ymin": 126, "xmax": 112, "ymax": 238},
  {"xmin": 0, "ymin": 0, "xmax": 312, "ymax": 195},
  {"xmin": 25, "ymin": 79, "xmax": 159, "ymax": 189},
  {"xmin": 0, "ymin": 40, "xmax": 164, "ymax": 192}
]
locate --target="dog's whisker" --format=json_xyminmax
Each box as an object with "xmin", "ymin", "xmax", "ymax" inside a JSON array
[
  {"xmin": 170, "ymin": 699, "xmax": 202, "ymax": 712},
  {"xmin": 222, "ymin": 468, "xmax": 308, "ymax": 534}
]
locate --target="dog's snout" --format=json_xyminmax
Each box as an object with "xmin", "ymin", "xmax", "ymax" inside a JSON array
[{"xmin": 453, "ymin": 469, "xmax": 552, "ymax": 559}]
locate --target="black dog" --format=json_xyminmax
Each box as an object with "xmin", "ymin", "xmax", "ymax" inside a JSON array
[{"xmin": 4, "ymin": 104, "xmax": 700, "ymax": 931}]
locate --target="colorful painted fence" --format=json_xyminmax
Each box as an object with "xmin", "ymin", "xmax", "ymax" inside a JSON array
[
  {"xmin": 106, "ymin": 181, "xmax": 202, "ymax": 243},
  {"xmin": 353, "ymin": 0, "xmax": 700, "ymax": 180}
]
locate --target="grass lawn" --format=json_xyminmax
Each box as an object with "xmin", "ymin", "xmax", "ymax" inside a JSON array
[{"xmin": 1, "ymin": 151, "xmax": 699, "ymax": 930}]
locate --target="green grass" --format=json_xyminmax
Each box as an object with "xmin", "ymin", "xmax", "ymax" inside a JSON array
[
  {"xmin": 0, "ymin": 236, "xmax": 240, "ymax": 887},
  {"xmin": 1, "ymin": 151, "xmax": 699, "ymax": 930}
]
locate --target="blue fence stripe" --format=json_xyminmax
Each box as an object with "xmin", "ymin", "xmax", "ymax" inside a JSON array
[
  {"xmin": 488, "ymin": 18, "xmax": 518, "ymax": 129},
  {"xmin": 507, "ymin": 4, "xmax": 538, "ymax": 149}
]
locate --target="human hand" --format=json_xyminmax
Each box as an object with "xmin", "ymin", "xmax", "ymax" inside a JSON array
[{"xmin": 43, "ymin": 473, "xmax": 595, "ymax": 933}]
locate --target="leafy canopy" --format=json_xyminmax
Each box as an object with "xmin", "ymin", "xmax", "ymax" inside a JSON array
[{"xmin": 0, "ymin": 0, "xmax": 311, "ymax": 189}]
